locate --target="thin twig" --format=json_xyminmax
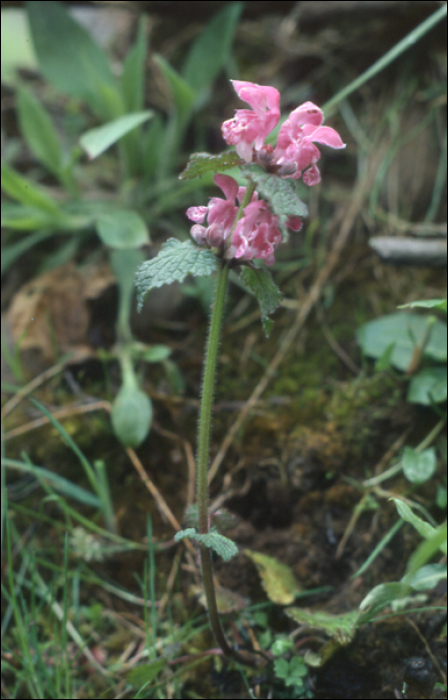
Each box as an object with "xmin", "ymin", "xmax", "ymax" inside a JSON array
[
  {"xmin": 125, "ymin": 446, "xmax": 182, "ymax": 533},
  {"xmin": 316, "ymin": 303, "xmax": 360, "ymax": 375},
  {"xmin": 1, "ymin": 362, "xmax": 65, "ymax": 420},
  {"xmin": 406, "ymin": 618, "xmax": 447, "ymax": 686},
  {"xmin": 3, "ymin": 400, "xmax": 112, "ymax": 441}
]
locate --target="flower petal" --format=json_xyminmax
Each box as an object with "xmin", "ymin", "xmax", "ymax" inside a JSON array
[
  {"xmin": 303, "ymin": 164, "xmax": 321, "ymax": 186},
  {"xmin": 287, "ymin": 101, "xmax": 323, "ymax": 127},
  {"xmin": 213, "ymin": 173, "xmax": 239, "ymax": 201},
  {"xmin": 307, "ymin": 125, "xmax": 346, "ymax": 149},
  {"xmin": 231, "ymin": 80, "xmax": 280, "ymax": 118},
  {"xmin": 186, "ymin": 206, "xmax": 207, "ymax": 223}
]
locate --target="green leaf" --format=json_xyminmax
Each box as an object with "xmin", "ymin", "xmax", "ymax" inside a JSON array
[
  {"xmin": 17, "ymin": 85, "xmax": 64, "ymax": 178},
  {"xmin": 289, "ymin": 656, "xmax": 308, "ymax": 676},
  {"xmin": 110, "ymin": 248, "xmax": 144, "ymax": 341},
  {"xmin": 402, "ymin": 446, "xmax": 437, "ymax": 484},
  {"xmin": 1, "ymin": 203, "xmax": 62, "ymax": 231},
  {"xmin": 153, "ymin": 55, "xmax": 197, "ymax": 176},
  {"xmin": 131, "ymin": 344, "xmax": 171, "ymax": 363},
  {"xmin": 392, "ymin": 498, "xmax": 447, "ymax": 555},
  {"xmin": 404, "ymin": 563, "xmax": 447, "ymax": 591},
  {"xmin": 273, "ymin": 657, "xmax": 289, "ymax": 680},
  {"xmin": 135, "ymin": 238, "xmax": 218, "ymax": 311},
  {"xmin": 154, "ymin": 54, "xmax": 196, "ymax": 118},
  {"xmin": 162, "ymin": 358, "xmax": 186, "ymax": 394},
  {"xmin": 111, "ymin": 385, "xmax": 152, "ymax": 448},
  {"xmin": 359, "ymin": 582, "xmax": 413, "ymax": 615},
  {"xmin": 357, "ymin": 312, "xmax": 447, "ymax": 371},
  {"xmin": 126, "ymin": 659, "xmax": 168, "ymax": 689},
  {"xmin": 405, "ymin": 523, "xmax": 447, "ymax": 575},
  {"xmin": 80, "ymin": 111, "xmax": 154, "ymax": 159},
  {"xmin": 182, "ymin": 2, "xmax": 243, "ymax": 95},
  {"xmin": 286, "ymin": 608, "xmax": 360, "ymax": 645},
  {"xmin": 373, "ymin": 341, "xmax": 396, "ymax": 371},
  {"xmin": 244, "ymin": 549, "xmax": 302, "ymax": 605},
  {"xmin": 244, "ymin": 168, "xmax": 308, "ymax": 239},
  {"xmin": 1, "ymin": 8, "xmax": 39, "ymax": 86},
  {"xmin": 240, "ymin": 267, "xmax": 282, "ymax": 336},
  {"xmin": 274, "ymin": 656, "xmax": 307, "ymax": 688},
  {"xmin": 408, "ymin": 366, "xmax": 447, "ymax": 405},
  {"xmin": 121, "ymin": 17, "xmax": 147, "ymax": 113},
  {"xmin": 175, "ymin": 527, "xmax": 197, "ymax": 539},
  {"xmin": 179, "ymin": 151, "xmax": 244, "ymax": 180},
  {"xmin": 174, "ymin": 528, "xmax": 238, "ymax": 562},
  {"xmin": 141, "ymin": 114, "xmax": 165, "ymax": 182},
  {"xmin": 26, "ymin": 1, "xmax": 120, "ymax": 118},
  {"xmin": 1, "ymin": 162, "xmax": 63, "ymax": 216},
  {"xmin": 1, "ymin": 230, "xmax": 55, "ymax": 277},
  {"xmin": 2, "ymin": 457, "xmax": 101, "ymax": 508},
  {"xmin": 95, "ymin": 210, "xmax": 150, "ymax": 249},
  {"xmin": 271, "ymin": 637, "xmax": 294, "ymax": 657},
  {"xmin": 399, "ymin": 299, "xmax": 447, "ymax": 312}
]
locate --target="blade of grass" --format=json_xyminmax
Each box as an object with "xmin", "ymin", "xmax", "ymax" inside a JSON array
[
  {"xmin": 146, "ymin": 515, "xmax": 158, "ymax": 661},
  {"xmin": 11, "ymin": 492, "xmax": 142, "ymax": 550},
  {"xmin": 1, "ymin": 422, "xmax": 5, "ymax": 555},
  {"xmin": 27, "ymin": 0, "xmax": 121, "ymax": 119},
  {"xmin": 3, "ymin": 457, "xmax": 102, "ymax": 508},
  {"xmin": 5, "ymin": 517, "xmax": 44, "ymax": 698},
  {"xmin": 351, "ymin": 519, "xmax": 404, "ymax": 578},
  {"xmin": 323, "ymin": 4, "xmax": 447, "ymax": 114},
  {"xmin": 28, "ymin": 398, "xmax": 115, "ymax": 531}
]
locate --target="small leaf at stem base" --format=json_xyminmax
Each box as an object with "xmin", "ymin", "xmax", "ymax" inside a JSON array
[{"xmin": 174, "ymin": 527, "xmax": 238, "ymax": 562}]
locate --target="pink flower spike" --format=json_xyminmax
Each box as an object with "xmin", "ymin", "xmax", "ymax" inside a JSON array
[{"xmin": 221, "ymin": 81, "xmax": 281, "ymax": 162}]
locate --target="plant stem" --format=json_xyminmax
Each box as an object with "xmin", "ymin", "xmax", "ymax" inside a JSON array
[
  {"xmin": 195, "ymin": 260, "xmax": 232, "ymax": 653},
  {"xmin": 196, "ymin": 261, "xmax": 229, "ymax": 535},
  {"xmin": 195, "ymin": 179, "xmax": 264, "ymax": 665}
]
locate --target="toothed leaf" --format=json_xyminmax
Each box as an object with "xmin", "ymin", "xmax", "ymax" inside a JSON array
[
  {"xmin": 135, "ymin": 238, "xmax": 217, "ymax": 310},
  {"xmin": 179, "ymin": 151, "xmax": 244, "ymax": 180},
  {"xmin": 174, "ymin": 528, "xmax": 238, "ymax": 562},
  {"xmin": 240, "ymin": 266, "xmax": 282, "ymax": 336}
]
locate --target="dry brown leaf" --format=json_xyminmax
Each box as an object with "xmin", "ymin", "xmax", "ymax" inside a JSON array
[{"xmin": 8, "ymin": 261, "xmax": 116, "ymax": 364}]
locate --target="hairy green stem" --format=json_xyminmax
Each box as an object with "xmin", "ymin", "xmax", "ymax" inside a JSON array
[
  {"xmin": 195, "ymin": 261, "xmax": 232, "ymax": 653},
  {"xmin": 195, "ymin": 179, "xmax": 262, "ymax": 664},
  {"xmin": 196, "ymin": 261, "xmax": 229, "ymax": 536}
]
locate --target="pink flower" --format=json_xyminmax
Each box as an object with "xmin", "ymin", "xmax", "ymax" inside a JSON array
[
  {"xmin": 272, "ymin": 101, "xmax": 345, "ymax": 185},
  {"xmin": 225, "ymin": 199, "xmax": 280, "ymax": 266},
  {"xmin": 221, "ymin": 83, "xmax": 345, "ymax": 185},
  {"xmin": 221, "ymin": 81, "xmax": 281, "ymax": 162},
  {"xmin": 186, "ymin": 174, "xmax": 243, "ymax": 248},
  {"xmin": 186, "ymin": 174, "xmax": 294, "ymax": 266}
]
